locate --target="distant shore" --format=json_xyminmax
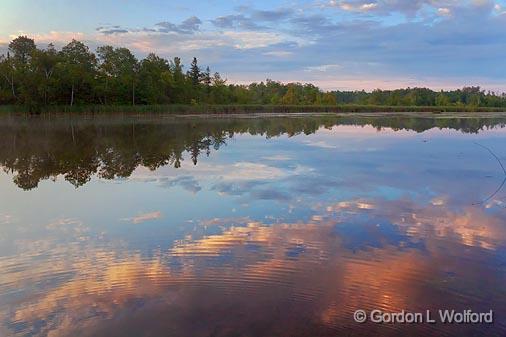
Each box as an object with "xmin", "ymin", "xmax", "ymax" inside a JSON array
[{"xmin": 1, "ymin": 104, "xmax": 505, "ymax": 115}]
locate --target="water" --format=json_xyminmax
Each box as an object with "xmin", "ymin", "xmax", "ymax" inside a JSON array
[{"xmin": 0, "ymin": 113, "xmax": 505, "ymax": 337}]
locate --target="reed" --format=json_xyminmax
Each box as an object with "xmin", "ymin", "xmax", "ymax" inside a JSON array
[{"xmin": 0, "ymin": 104, "xmax": 504, "ymax": 115}]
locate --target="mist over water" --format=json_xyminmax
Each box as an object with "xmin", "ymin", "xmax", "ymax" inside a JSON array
[{"xmin": 0, "ymin": 114, "xmax": 505, "ymax": 336}]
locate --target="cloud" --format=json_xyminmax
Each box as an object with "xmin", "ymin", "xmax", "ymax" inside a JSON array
[
  {"xmin": 221, "ymin": 162, "xmax": 288, "ymax": 180},
  {"xmin": 132, "ymin": 161, "xmax": 304, "ymax": 184},
  {"xmin": 122, "ymin": 211, "xmax": 162, "ymax": 224},
  {"xmin": 155, "ymin": 16, "xmax": 202, "ymax": 34},
  {"xmin": 0, "ymin": 213, "xmax": 14, "ymax": 225},
  {"xmin": 333, "ymin": 1, "xmax": 379, "ymax": 12},
  {"xmin": 303, "ymin": 140, "xmax": 338, "ymax": 149},
  {"xmin": 304, "ymin": 64, "xmax": 342, "ymax": 72},
  {"xmin": 15, "ymin": 31, "xmax": 86, "ymax": 45},
  {"xmin": 91, "ymin": 27, "xmax": 297, "ymax": 58},
  {"xmin": 437, "ymin": 7, "xmax": 452, "ymax": 16},
  {"xmin": 324, "ymin": 0, "xmax": 484, "ymax": 17},
  {"xmin": 262, "ymin": 50, "xmax": 293, "ymax": 57},
  {"xmin": 45, "ymin": 218, "xmax": 83, "ymax": 230},
  {"xmin": 2, "ymin": 191, "xmax": 506, "ymax": 336},
  {"xmin": 159, "ymin": 176, "xmax": 202, "ymax": 193},
  {"xmin": 212, "ymin": 14, "xmax": 264, "ymax": 30},
  {"xmin": 3, "ymin": 1, "xmax": 506, "ymax": 91},
  {"xmin": 494, "ymin": 3, "xmax": 506, "ymax": 14},
  {"xmin": 94, "ymin": 16, "xmax": 203, "ymax": 37},
  {"xmin": 211, "ymin": 8, "xmax": 294, "ymax": 30},
  {"xmin": 96, "ymin": 25, "xmax": 129, "ymax": 35},
  {"xmin": 221, "ymin": 31, "xmax": 287, "ymax": 49},
  {"xmin": 251, "ymin": 189, "xmax": 291, "ymax": 201},
  {"xmin": 251, "ymin": 8, "xmax": 295, "ymax": 21},
  {"xmin": 130, "ymin": 160, "xmax": 315, "ymax": 203},
  {"xmin": 262, "ymin": 154, "xmax": 293, "ymax": 161},
  {"xmin": 326, "ymin": 197, "xmax": 506, "ymax": 250}
]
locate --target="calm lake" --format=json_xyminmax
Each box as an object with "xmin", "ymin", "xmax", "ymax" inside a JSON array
[{"xmin": 0, "ymin": 113, "xmax": 506, "ymax": 337}]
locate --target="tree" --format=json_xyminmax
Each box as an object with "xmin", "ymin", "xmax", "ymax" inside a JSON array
[
  {"xmin": 97, "ymin": 46, "xmax": 138, "ymax": 104},
  {"xmin": 0, "ymin": 54, "xmax": 17, "ymax": 100},
  {"xmin": 96, "ymin": 45, "xmax": 115, "ymax": 104},
  {"xmin": 202, "ymin": 66, "xmax": 211, "ymax": 86},
  {"xmin": 31, "ymin": 44, "xmax": 59, "ymax": 104},
  {"xmin": 8, "ymin": 36, "xmax": 36, "ymax": 65},
  {"xmin": 0, "ymin": 37, "xmax": 37, "ymax": 103},
  {"xmin": 172, "ymin": 57, "xmax": 188, "ymax": 103},
  {"xmin": 322, "ymin": 92, "xmax": 337, "ymax": 105},
  {"xmin": 58, "ymin": 40, "xmax": 96, "ymax": 106},
  {"xmin": 188, "ymin": 57, "xmax": 200, "ymax": 87},
  {"xmin": 210, "ymin": 72, "xmax": 228, "ymax": 104},
  {"xmin": 282, "ymin": 85, "xmax": 298, "ymax": 105},
  {"xmin": 435, "ymin": 91, "xmax": 450, "ymax": 106},
  {"xmin": 138, "ymin": 53, "xmax": 171, "ymax": 104},
  {"xmin": 201, "ymin": 66, "xmax": 211, "ymax": 102}
]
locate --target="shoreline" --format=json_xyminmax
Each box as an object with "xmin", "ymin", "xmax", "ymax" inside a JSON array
[
  {"xmin": 1, "ymin": 104, "xmax": 506, "ymax": 116},
  {"xmin": 2, "ymin": 111, "xmax": 506, "ymax": 123}
]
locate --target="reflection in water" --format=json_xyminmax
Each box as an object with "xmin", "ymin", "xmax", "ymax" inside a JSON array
[
  {"xmin": 1, "ymin": 199, "xmax": 505, "ymax": 336},
  {"xmin": 0, "ymin": 114, "xmax": 506, "ymax": 336},
  {"xmin": 1, "ymin": 114, "xmax": 506, "ymax": 190}
]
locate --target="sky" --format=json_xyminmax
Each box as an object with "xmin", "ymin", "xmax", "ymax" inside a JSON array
[{"xmin": 1, "ymin": 0, "xmax": 506, "ymax": 91}]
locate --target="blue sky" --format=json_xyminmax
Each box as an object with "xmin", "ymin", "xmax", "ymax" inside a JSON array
[{"xmin": 1, "ymin": 0, "xmax": 506, "ymax": 91}]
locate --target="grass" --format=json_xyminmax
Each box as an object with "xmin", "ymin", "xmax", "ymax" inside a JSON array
[{"xmin": 0, "ymin": 104, "xmax": 505, "ymax": 115}]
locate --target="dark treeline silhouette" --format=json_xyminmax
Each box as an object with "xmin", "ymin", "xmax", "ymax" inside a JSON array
[
  {"xmin": 1, "ymin": 114, "xmax": 505, "ymax": 190},
  {"xmin": 1, "ymin": 36, "xmax": 506, "ymax": 110}
]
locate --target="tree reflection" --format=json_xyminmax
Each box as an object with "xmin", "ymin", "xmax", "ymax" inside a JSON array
[{"xmin": 1, "ymin": 115, "xmax": 505, "ymax": 190}]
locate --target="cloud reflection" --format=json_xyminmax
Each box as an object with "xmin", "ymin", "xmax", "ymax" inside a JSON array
[
  {"xmin": 1, "ymin": 196, "xmax": 505, "ymax": 336},
  {"xmin": 122, "ymin": 211, "xmax": 162, "ymax": 224}
]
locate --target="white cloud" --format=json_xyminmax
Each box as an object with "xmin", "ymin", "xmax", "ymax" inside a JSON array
[
  {"xmin": 493, "ymin": 3, "xmax": 506, "ymax": 14},
  {"xmin": 304, "ymin": 64, "xmax": 341, "ymax": 72},
  {"xmin": 129, "ymin": 160, "xmax": 315, "ymax": 201},
  {"xmin": 94, "ymin": 29, "xmax": 300, "ymax": 55},
  {"xmin": 11, "ymin": 31, "xmax": 86, "ymax": 45},
  {"xmin": 221, "ymin": 31, "xmax": 285, "ymax": 49},
  {"xmin": 437, "ymin": 7, "xmax": 452, "ymax": 16},
  {"xmin": 131, "ymin": 161, "xmax": 312, "ymax": 183},
  {"xmin": 337, "ymin": 2, "xmax": 378, "ymax": 12},
  {"xmin": 222, "ymin": 162, "xmax": 288, "ymax": 180}
]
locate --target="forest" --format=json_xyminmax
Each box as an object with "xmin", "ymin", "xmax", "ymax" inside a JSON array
[{"xmin": 1, "ymin": 36, "xmax": 506, "ymax": 110}]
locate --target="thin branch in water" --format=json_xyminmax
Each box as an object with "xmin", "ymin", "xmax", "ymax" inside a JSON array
[
  {"xmin": 474, "ymin": 142, "xmax": 506, "ymax": 175},
  {"xmin": 473, "ymin": 142, "xmax": 506, "ymax": 206},
  {"xmin": 473, "ymin": 176, "xmax": 506, "ymax": 206}
]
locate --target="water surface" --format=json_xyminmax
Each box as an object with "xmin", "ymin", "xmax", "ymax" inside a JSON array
[{"xmin": 1, "ymin": 114, "xmax": 506, "ymax": 336}]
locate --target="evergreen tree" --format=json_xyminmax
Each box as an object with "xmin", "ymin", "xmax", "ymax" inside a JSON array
[{"xmin": 188, "ymin": 57, "xmax": 200, "ymax": 87}]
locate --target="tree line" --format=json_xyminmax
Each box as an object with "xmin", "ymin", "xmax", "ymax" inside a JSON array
[
  {"xmin": 1, "ymin": 36, "xmax": 506, "ymax": 109},
  {"xmin": 334, "ymin": 87, "xmax": 506, "ymax": 108}
]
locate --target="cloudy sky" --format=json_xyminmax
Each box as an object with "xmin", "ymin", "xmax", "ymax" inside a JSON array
[{"xmin": 1, "ymin": 0, "xmax": 505, "ymax": 91}]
